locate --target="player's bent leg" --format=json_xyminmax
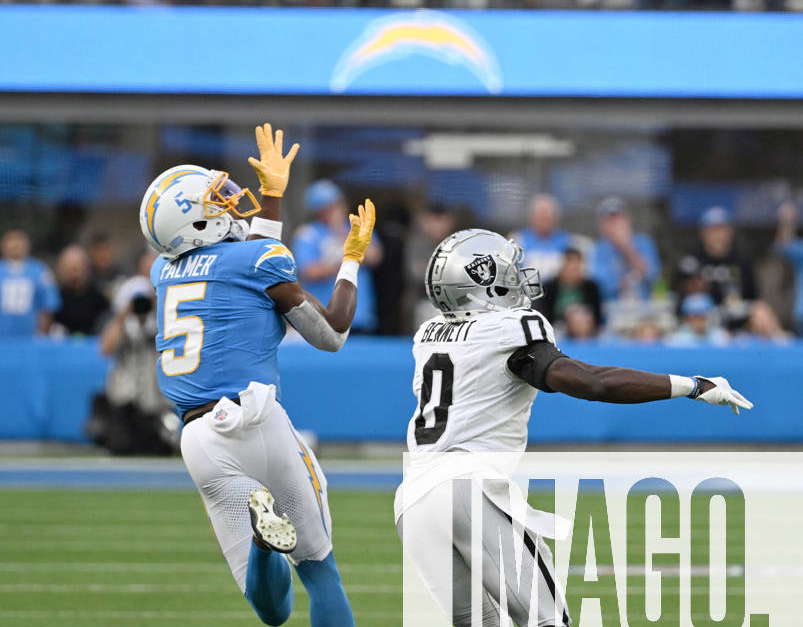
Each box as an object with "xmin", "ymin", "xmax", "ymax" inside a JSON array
[
  {"xmin": 245, "ymin": 540, "xmax": 294, "ymax": 626},
  {"xmin": 247, "ymin": 398, "xmax": 354, "ymax": 625},
  {"xmin": 180, "ymin": 414, "xmax": 296, "ymax": 625},
  {"xmin": 244, "ymin": 487, "xmax": 297, "ymax": 625},
  {"xmin": 449, "ymin": 479, "xmax": 502, "ymax": 627},
  {"xmin": 181, "ymin": 389, "xmax": 353, "ymax": 626},
  {"xmin": 473, "ymin": 493, "xmax": 571, "ymax": 627},
  {"xmin": 295, "ymin": 552, "xmax": 355, "ymax": 627},
  {"xmin": 397, "ymin": 481, "xmax": 501, "ymax": 626},
  {"xmin": 450, "ymin": 547, "xmax": 501, "ymax": 627}
]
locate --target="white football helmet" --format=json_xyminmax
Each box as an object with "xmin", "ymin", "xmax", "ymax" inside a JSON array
[
  {"xmin": 425, "ymin": 229, "xmax": 543, "ymax": 315},
  {"xmin": 139, "ymin": 164, "xmax": 261, "ymax": 259}
]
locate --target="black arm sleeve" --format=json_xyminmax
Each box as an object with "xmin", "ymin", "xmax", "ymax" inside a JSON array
[{"xmin": 507, "ymin": 341, "xmax": 569, "ymax": 393}]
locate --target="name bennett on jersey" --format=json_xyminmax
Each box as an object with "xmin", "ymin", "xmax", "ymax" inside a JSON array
[{"xmin": 419, "ymin": 319, "xmax": 477, "ymax": 343}]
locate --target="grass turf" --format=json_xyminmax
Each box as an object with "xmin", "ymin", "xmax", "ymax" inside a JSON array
[
  {"xmin": 0, "ymin": 489, "xmax": 401, "ymax": 627},
  {"xmin": 0, "ymin": 488, "xmax": 751, "ymax": 626}
]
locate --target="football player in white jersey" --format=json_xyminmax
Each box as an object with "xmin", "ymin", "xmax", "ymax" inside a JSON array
[{"xmin": 395, "ymin": 229, "xmax": 753, "ymax": 627}]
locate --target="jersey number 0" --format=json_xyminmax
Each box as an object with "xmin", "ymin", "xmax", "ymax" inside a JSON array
[{"xmin": 414, "ymin": 353, "xmax": 454, "ymax": 445}]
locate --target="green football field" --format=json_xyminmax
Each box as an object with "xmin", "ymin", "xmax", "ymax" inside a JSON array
[
  {"xmin": 0, "ymin": 489, "xmax": 402, "ymax": 627},
  {"xmin": 0, "ymin": 487, "xmax": 765, "ymax": 626}
]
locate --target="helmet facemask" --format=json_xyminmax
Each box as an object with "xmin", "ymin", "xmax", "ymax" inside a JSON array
[
  {"xmin": 202, "ymin": 171, "xmax": 262, "ymax": 219},
  {"xmin": 518, "ymin": 267, "xmax": 544, "ymax": 305},
  {"xmin": 510, "ymin": 243, "xmax": 544, "ymax": 307}
]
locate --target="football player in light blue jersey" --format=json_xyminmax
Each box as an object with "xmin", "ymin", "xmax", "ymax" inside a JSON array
[
  {"xmin": 141, "ymin": 124, "xmax": 375, "ymax": 627},
  {"xmin": 0, "ymin": 229, "xmax": 60, "ymax": 337}
]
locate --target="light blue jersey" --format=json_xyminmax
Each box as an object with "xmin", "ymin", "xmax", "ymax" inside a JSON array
[
  {"xmin": 0, "ymin": 258, "xmax": 60, "ymax": 337},
  {"xmin": 151, "ymin": 238, "xmax": 297, "ymax": 417}
]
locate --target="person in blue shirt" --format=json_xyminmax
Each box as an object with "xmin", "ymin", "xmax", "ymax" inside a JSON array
[
  {"xmin": 510, "ymin": 194, "xmax": 573, "ymax": 282},
  {"xmin": 293, "ymin": 180, "xmax": 381, "ymax": 332},
  {"xmin": 776, "ymin": 201, "xmax": 803, "ymax": 335},
  {"xmin": 590, "ymin": 196, "xmax": 661, "ymax": 302},
  {"xmin": 667, "ymin": 293, "xmax": 730, "ymax": 346},
  {"xmin": 0, "ymin": 229, "xmax": 60, "ymax": 337},
  {"xmin": 141, "ymin": 124, "xmax": 375, "ymax": 627}
]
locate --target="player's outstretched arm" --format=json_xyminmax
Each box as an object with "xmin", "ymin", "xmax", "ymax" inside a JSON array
[
  {"xmin": 544, "ymin": 357, "xmax": 753, "ymax": 414},
  {"xmin": 266, "ymin": 199, "xmax": 376, "ymax": 351},
  {"xmin": 508, "ymin": 342, "xmax": 752, "ymax": 414},
  {"xmin": 246, "ymin": 122, "xmax": 300, "ymax": 237}
]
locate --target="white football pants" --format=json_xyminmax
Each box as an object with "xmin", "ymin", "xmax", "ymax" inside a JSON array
[
  {"xmin": 180, "ymin": 381, "xmax": 332, "ymax": 591},
  {"xmin": 398, "ymin": 479, "xmax": 571, "ymax": 627}
]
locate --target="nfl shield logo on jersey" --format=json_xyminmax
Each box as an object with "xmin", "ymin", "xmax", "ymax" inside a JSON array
[{"xmin": 464, "ymin": 255, "xmax": 497, "ymax": 286}]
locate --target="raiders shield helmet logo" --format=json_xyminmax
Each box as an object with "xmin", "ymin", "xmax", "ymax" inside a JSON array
[{"xmin": 464, "ymin": 255, "xmax": 497, "ymax": 286}]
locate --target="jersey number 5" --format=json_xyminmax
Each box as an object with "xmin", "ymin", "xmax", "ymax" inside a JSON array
[
  {"xmin": 162, "ymin": 282, "xmax": 207, "ymax": 377},
  {"xmin": 414, "ymin": 353, "xmax": 454, "ymax": 445}
]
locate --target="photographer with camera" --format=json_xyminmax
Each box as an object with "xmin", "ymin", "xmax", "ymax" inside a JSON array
[{"xmin": 87, "ymin": 250, "xmax": 178, "ymax": 455}]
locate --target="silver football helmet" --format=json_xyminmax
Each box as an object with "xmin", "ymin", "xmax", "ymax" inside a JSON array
[{"xmin": 424, "ymin": 229, "xmax": 543, "ymax": 315}]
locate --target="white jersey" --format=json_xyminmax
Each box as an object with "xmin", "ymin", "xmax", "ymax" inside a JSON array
[{"xmin": 406, "ymin": 307, "xmax": 556, "ymax": 454}]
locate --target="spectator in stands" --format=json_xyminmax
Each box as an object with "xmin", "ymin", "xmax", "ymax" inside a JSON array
[
  {"xmin": 0, "ymin": 229, "xmax": 60, "ymax": 337},
  {"xmin": 775, "ymin": 201, "xmax": 803, "ymax": 335},
  {"xmin": 510, "ymin": 194, "xmax": 573, "ymax": 282},
  {"xmin": 112, "ymin": 250, "xmax": 155, "ymax": 316},
  {"xmin": 406, "ymin": 204, "xmax": 458, "ymax": 329},
  {"xmin": 673, "ymin": 254, "xmax": 708, "ymax": 304},
  {"xmin": 738, "ymin": 300, "xmax": 791, "ymax": 344},
  {"xmin": 537, "ymin": 247, "xmax": 602, "ymax": 329},
  {"xmin": 87, "ymin": 232, "xmax": 122, "ymax": 298},
  {"xmin": 667, "ymin": 293, "xmax": 729, "ymax": 346},
  {"xmin": 677, "ymin": 206, "xmax": 756, "ymax": 330},
  {"xmin": 630, "ymin": 316, "xmax": 665, "ymax": 344},
  {"xmin": 371, "ymin": 201, "xmax": 411, "ymax": 336},
  {"xmin": 53, "ymin": 244, "xmax": 109, "ymax": 336},
  {"xmin": 590, "ymin": 196, "xmax": 660, "ymax": 302},
  {"xmin": 563, "ymin": 304, "xmax": 598, "ymax": 340},
  {"xmin": 88, "ymin": 250, "xmax": 174, "ymax": 455},
  {"xmin": 293, "ymin": 180, "xmax": 381, "ymax": 333}
]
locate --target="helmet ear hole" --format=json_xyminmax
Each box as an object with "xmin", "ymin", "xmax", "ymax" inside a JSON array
[
  {"xmin": 192, "ymin": 221, "xmax": 207, "ymax": 231},
  {"xmin": 494, "ymin": 287, "xmax": 509, "ymax": 296}
]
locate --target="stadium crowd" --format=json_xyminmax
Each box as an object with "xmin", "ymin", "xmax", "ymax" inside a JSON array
[{"xmin": 1, "ymin": 181, "xmax": 802, "ymax": 346}]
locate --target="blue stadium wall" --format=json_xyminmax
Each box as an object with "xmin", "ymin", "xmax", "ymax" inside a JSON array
[
  {"xmin": 0, "ymin": 6, "xmax": 802, "ymax": 98},
  {"xmin": 1, "ymin": 338, "xmax": 799, "ymax": 443}
]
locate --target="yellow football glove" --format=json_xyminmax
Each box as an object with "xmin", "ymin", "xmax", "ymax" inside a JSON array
[
  {"xmin": 343, "ymin": 199, "xmax": 377, "ymax": 263},
  {"xmin": 247, "ymin": 123, "xmax": 300, "ymax": 198}
]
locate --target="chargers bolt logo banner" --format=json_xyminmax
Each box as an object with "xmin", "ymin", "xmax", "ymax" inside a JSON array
[
  {"xmin": 465, "ymin": 255, "xmax": 497, "ymax": 286},
  {"xmin": 331, "ymin": 10, "xmax": 502, "ymax": 94}
]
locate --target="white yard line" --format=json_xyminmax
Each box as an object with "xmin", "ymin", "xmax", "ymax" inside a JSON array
[
  {"xmin": 0, "ymin": 582, "xmax": 400, "ymax": 594},
  {"xmin": 0, "ymin": 561, "xmax": 402, "ymax": 574},
  {"xmin": 0, "ymin": 609, "xmax": 399, "ymax": 620}
]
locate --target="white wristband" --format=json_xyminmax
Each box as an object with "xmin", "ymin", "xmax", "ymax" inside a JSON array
[
  {"xmin": 249, "ymin": 217, "xmax": 283, "ymax": 240},
  {"xmin": 669, "ymin": 375, "xmax": 695, "ymax": 398},
  {"xmin": 336, "ymin": 260, "xmax": 359, "ymax": 287}
]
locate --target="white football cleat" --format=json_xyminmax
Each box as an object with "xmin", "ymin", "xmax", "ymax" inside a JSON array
[{"xmin": 248, "ymin": 487, "xmax": 297, "ymax": 553}]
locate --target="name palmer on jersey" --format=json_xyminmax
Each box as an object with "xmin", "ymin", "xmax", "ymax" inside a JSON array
[
  {"xmin": 159, "ymin": 253, "xmax": 218, "ymax": 281},
  {"xmin": 419, "ymin": 319, "xmax": 477, "ymax": 344}
]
